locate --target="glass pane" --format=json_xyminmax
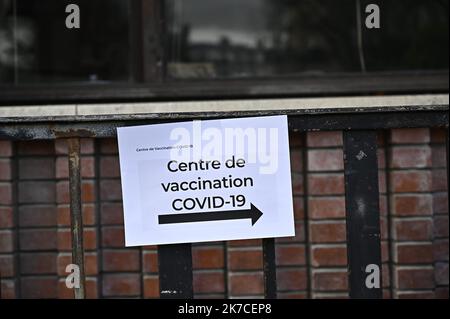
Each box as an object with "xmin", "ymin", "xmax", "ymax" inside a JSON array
[
  {"xmin": 166, "ymin": 0, "xmax": 449, "ymax": 79},
  {"xmin": 0, "ymin": 0, "xmax": 131, "ymax": 85}
]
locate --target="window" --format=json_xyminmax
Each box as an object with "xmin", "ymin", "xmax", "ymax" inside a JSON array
[{"xmin": 0, "ymin": 0, "xmax": 448, "ymax": 102}]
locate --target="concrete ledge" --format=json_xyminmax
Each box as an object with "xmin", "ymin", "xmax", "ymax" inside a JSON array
[{"xmin": 0, "ymin": 94, "xmax": 448, "ymax": 121}]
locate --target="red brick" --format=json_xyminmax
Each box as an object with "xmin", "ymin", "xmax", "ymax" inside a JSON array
[
  {"xmin": 308, "ymin": 149, "xmax": 343, "ymax": 171},
  {"xmin": 143, "ymin": 276, "xmax": 159, "ymax": 298},
  {"xmin": 311, "ymin": 245, "xmax": 347, "ymax": 267},
  {"xmin": 102, "ymin": 274, "xmax": 141, "ymax": 297},
  {"xmin": 57, "ymin": 228, "xmax": 97, "ymax": 251},
  {"xmin": 228, "ymin": 239, "xmax": 261, "ymax": 247},
  {"xmin": 55, "ymin": 138, "xmax": 94, "ymax": 155},
  {"xmin": 57, "ymin": 253, "xmax": 98, "ymax": 276},
  {"xmin": 390, "ymin": 171, "xmax": 432, "ymax": 193},
  {"xmin": 397, "ymin": 291, "xmax": 435, "ymax": 299},
  {"xmin": 434, "ymin": 215, "xmax": 449, "ymax": 238},
  {"xmin": 381, "ymin": 241, "xmax": 390, "ymax": 263},
  {"xmin": 19, "ymin": 205, "xmax": 56, "ymax": 227},
  {"xmin": 310, "ymin": 221, "xmax": 346, "ymax": 243},
  {"xmin": 56, "ymin": 180, "xmax": 96, "ymax": 204},
  {"xmin": 431, "ymin": 146, "xmax": 447, "ymax": 167},
  {"xmin": 58, "ymin": 278, "xmax": 98, "ymax": 299},
  {"xmin": 380, "ymin": 217, "xmax": 388, "ymax": 240},
  {"xmin": 313, "ymin": 292, "xmax": 349, "ymax": 299},
  {"xmin": 277, "ymin": 268, "xmax": 307, "ymax": 291},
  {"xmin": 289, "ymin": 132, "xmax": 303, "ymax": 148},
  {"xmin": 57, "ymin": 204, "xmax": 96, "ymax": 226},
  {"xmin": 102, "ymin": 249, "xmax": 140, "ymax": 272},
  {"xmin": 100, "ymin": 156, "xmax": 121, "ymax": 177},
  {"xmin": 100, "ymin": 180, "xmax": 122, "ymax": 201},
  {"xmin": 0, "ymin": 140, "xmax": 12, "ymax": 157},
  {"xmin": 396, "ymin": 267, "xmax": 434, "ymax": 289},
  {"xmin": 193, "ymin": 271, "xmax": 225, "ymax": 294},
  {"xmin": 393, "ymin": 195, "xmax": 433, "ymax": 216},
  {"xmin": 56, "ymin": 156, "xmax": 95, "ymax": 178},
  {"xmin": 379, "ymin": 195, "xmax": 388, "ymax": 216},
  {"xmin": 18, "ymin": 181, "xmax": 55, "ymax": 204},
  {"xmin": 20, "ymin": 253, "xmax": 57, "ymax": 275},
  {"xmin": 307, "ymin": 131, "xmax": 342, "ymax": 147},
  {"xmin": 277, "ymin": 291, "xmax": 307, "ymax": 299},
  {"xmin": 17, "ymin": 141, "xmax": 54, "ymax": 155},
  {"xmin": 290, "ymin": 150, "xmax": 303, "ymax": 173},
  {"xmin": 192, "ymin": 246, "xmax": 224, "ymax": 270},
  {"xmin": 308, "ymin": 174, "xmax": 344, "ymax": 195},
  {"xmin": 276, "ymin": 245, "xmax": 305, "ymax": 266},
  {"xmin": 20, "ymin": 229, "xmax": 56, "ymax": 251},
  {"xmin": 432, "ymin": 169, "xmax": 448, "ymax": 192},
  {"xmin": 433, "ymin": 239, "xmax": 449, "ymax": 262},
  {"xmin": 277, "ymin": 222, "xmax": 305, "ymax": 243},
  {"xmin": 393, "ymin": 219, "xmax": 432, "ymax": 241},
  {"xmin": 0, "ymin": 183, "xmax": 12, "ymax": 205},
  {"xmin": 390, "ymin": 147, "xmax": 431, "ymax": 168},
  {"xmin": 433, "ymin": 193, "xmax": 449, "ymax": 214},
  {"xmin": 101, "ymin": 202, "xmax": 124, "ymax": 225},
  {"xmin": 308, "ymin": 197, "xmax": 345, "ymax": 219},
  {"xmin": 0, "ymin": 230, "xmax": 14, "ymax": 252},
  {"xmin": 101, "ymin": 226, "xmax": 125, "ymax": 248},
  {"xmin": 0, "ymin": 159, "xmax": 11, "ymax": 180},
  {"xmin": 378, "ymin": 171, "xmax": 387, "ymax": 194},
  {"xmin": 313, "ymin": 270, "xmax": 348, "ymax": 291},
  {"xmin": 0, "ymin": 280, "xmax": 16, "ymax": 298},
  {"xmin": 143, "ymin": 251, "xmax": 158, "ymax": 273},
  {"xmin": 291, "ymin": 173, "xmax": 303, "ymax": 195},
  {"xmin": 21, "ymin": 277, "xmax": 58, "ymax": 298},
  {"xmin": 0, "ymin": 255, "xmax": 15, "ymax": 277},
  {"xmin": 430, "ymin": 128, "xmax": 446, "ymax": 143},
  {"xmin": 390, "ymin": 128, "xmax": 430, "ymax": 144},
  {"xmin": 229, "ymin": 273, "xmax": 263, "ymax": 296},
  {"xmin": 435, "ymin": 262, "xmax": 449, "ymax": 285},
  {"xmin": 293, "ymin": 197, "xmax": 305, "ymax": 220},
  {"xmin": 0, "ymin": 207, "xmax": 13, "ymax": 228},
  {"xmin": 228, "ymin": 249, "xmax": 262, "ymax": 270},
  {"xmin": 377, "ymin": 148, "xmax": 386, "ymax": 169},
  {"xmin": 395, "ymin": 243, "xmax": 434, "ymax": 264},
  {"xmin": 382, "ymin": 264, "xmax": 390, "ymax": 288},
  {"xmin": 18, "ymin": 158, "xmax": 55, "ymax": 179},
  {"xmin": 100, "ymin": 139, "xmax": 118, "ymax": 154}
]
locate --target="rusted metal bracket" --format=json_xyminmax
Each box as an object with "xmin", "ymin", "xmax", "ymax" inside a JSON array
[{"xmin": 67, "ymin": 138, "xmax": 86, "ymax": 299}]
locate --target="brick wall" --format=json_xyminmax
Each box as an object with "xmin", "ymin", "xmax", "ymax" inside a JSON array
[{"xmin": 0, "ymin": 128, "xmax": 448, "ymax": 299}]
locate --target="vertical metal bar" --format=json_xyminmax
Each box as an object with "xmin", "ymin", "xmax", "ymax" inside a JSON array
[
  {"xmin": 343, "ymin": 130, "xmax": 382, "ymax": 299},
  {"xmin": 67, "ymin": 138, "xmax": 86, "ymax": 299},
  {"xmin": 263, "ymin": 238, "xmax": 277, "ymax": 299},
  {"xmin": 158, "ymin": 244, "xmax": 193, "ymax": 299}
]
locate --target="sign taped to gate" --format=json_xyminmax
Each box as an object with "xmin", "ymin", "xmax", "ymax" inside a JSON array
[{"xmin": 117, "ymin": 115, "xmax": 295, "ymax": 246}]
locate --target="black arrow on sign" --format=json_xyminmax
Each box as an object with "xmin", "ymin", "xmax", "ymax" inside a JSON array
[{"xmin": 158, "ymin": 204, "xmax": 263, "ymax": 226}]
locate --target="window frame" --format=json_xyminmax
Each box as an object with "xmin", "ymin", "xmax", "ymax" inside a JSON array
[{"xmin": 0, "ymin": 0, "xmax": 448, "ymax": 106}]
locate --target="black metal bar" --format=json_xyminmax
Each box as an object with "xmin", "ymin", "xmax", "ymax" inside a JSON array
[
  {"xmin": 343, "ymin": 130, "xmax": 382, "ymax": 299},
  {"xmin": 67, "ymin": 138, "xmax": 86, "ymax": 299},
  {"xmin": 158, "ymin": 244, "xmax": 193, "ymax": 299},
  {"xmin": 262, "ymin": 238, "xmax": 277, "ymax": 299},
  {"xmin": 0, "ymin": 110, "xmax": 447, "ymax": 140}
]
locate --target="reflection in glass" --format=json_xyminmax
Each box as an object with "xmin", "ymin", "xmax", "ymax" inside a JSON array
[
  {"xmin": 166, "ymin": 0, "xmax": 449, "ymax": 79},
  {"xmin": 0, "ymin": 0, "xmax": 130, "ymax": 85}
]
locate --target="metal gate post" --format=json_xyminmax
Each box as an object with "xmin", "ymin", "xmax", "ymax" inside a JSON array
[
  {"xmin": 343, "ymin": 131, "xmax": 383, "ymax": 299},
  {"xmin": 67, "ymin": 138, "xmax": 86, "ymax": 299},
  {"xmin": 158, "ymin": 244, "xmax": 193, "ymax": 298},
  {"xmin": 263, "ymin": 238, "xmax": 277, "ymax": 299}
]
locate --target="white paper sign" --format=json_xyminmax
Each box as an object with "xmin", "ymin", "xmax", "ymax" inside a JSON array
[{"xmin": 117, "ymin": 115, "xmax": 295, "ymax": 246}]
